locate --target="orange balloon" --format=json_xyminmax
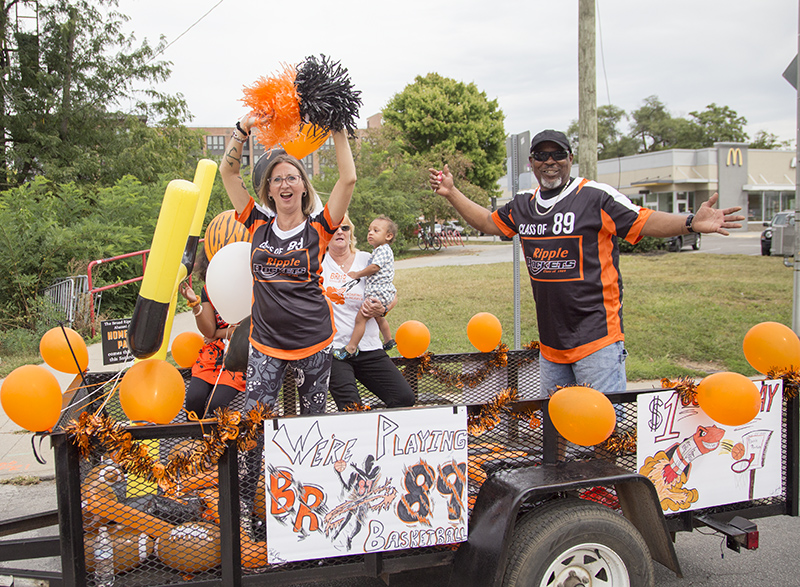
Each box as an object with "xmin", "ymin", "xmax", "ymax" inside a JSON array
[
  {"xmin": 171, "ymin": 332, "xmax": 204, "ymax": 369},
  {"xmin": 85, "ymin": 526, "xmax": 154, "ymax": 574},
  {"xmin": 395, "ymin": 320, "xmax": 431, "ymax": 359},
  {"xmin": 39, "ymin": 326, "xmax": 88, "ymax": 374},
  {"xmin": 548, "ymin": 386, "xmax": 616, "ymax": 447},
  {"xmin": 203, "ymin": 210, "xmax": 252, "ymax": 261},
  {"xmin": 467, "ymin": 312, "xmax": 502, "ymax": 352},
  {"xmin": 743, "ymin": 321, "xmax": 800, "ymax": 374},
  {"xmin": 282, "ymin": 123, "xmax": 330, "ymax": 160},
  {"xmin": 156, "ymin": 522, "xmax": 221, "ymax": 573},
  {"xmin": 696, "ymin": 372, "xmax": 761, "ymax": 426},
  {"xmin": 1, "ymin": 365, "xmax": 62, "ymax": 432},
  {"xmin": 119, "ymin": 359, "xmax": 185, "ymax": 424}
]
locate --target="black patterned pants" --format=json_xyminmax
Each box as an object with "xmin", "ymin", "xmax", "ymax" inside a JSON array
[{"xmin": 244, "ymin": 345, "xmax": 332, "ymax": 415}]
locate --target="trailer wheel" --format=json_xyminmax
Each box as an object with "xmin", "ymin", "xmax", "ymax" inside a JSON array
[{"xmin": 502, "ymin": 497, "xmax": 654, "ymax": 587}]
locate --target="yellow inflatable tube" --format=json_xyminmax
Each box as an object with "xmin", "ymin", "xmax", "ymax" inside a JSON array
[
  {"xmin": 151, "ymin": 160, "xmax": 218, "ymax": 360},
  {"xmin": 128, "ymin": 179, "xmax": 200, "ymax": 359}
]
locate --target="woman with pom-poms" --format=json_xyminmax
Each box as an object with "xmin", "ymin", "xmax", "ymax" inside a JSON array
[{"xmin": 219, "ymin": 55, "xmax": 360, "ymax": 417}]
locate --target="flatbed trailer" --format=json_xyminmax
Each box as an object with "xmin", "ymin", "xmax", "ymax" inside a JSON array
[{"xmin": 0, "ymin": 347, "xmax": 793, "ymax": 587}]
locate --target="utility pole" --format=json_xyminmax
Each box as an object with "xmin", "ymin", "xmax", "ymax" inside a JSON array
[
  {"xmin": 794, "ymin": 1, "xmax": 800, "ymax": 334},
  {"xmin": 578, "ymin": 0, "xmax": 598, "ymax": 180}
]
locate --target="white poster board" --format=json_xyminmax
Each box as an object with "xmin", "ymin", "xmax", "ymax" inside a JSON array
[
  {"xmin": 264, "ymin": 406, "xmax": 469, "ymax": 564},
  {"xmin": 636, "ymin": 380, "xmax": 783, "ymax": 514}
]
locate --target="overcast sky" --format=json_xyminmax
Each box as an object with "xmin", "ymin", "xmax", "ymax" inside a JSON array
[{"xmin": 115, "ymin": 0, "xmax": 798, "ymax": 144}]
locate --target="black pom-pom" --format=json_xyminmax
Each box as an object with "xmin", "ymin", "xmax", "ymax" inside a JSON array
[{"xmin": 295, "ymin": 54, "xmax": 362, "ymax": 137}]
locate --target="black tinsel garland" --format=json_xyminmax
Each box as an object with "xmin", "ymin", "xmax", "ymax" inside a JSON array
[{"xmin": 295, "ymin": 54, "xmax": 362, "ymax": 137}]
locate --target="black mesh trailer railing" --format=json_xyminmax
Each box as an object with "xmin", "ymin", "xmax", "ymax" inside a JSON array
[{"xmin": 3, "ymin": 348, "xmax": 797, "ymax": 586}]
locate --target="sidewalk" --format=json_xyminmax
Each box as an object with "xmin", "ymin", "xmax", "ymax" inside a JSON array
[{"xmin": 0, "ymin": 311, "xmax": 201, "ymax": 481}]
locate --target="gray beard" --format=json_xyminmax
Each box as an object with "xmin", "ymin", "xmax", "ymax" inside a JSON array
[{"xmin": 539, "ymin": 175, "xmax": 565, "ymax": 190}]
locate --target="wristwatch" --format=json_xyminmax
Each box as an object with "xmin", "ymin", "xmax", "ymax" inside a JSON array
[{"xmin": 685, "ymin": 214, "xmax": 695, "ymax": 233}]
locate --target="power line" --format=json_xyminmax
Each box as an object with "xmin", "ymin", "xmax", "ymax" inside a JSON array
[
  {"xmin": 595, "ymin": 0, "xmax": 623, "ymax": 189},
  {"xmin": 147, "ymin": 0, "xmax": 226, "ymax": 63},
  {"xmin": 596, "ymin": 0, "xmax": 611, "ymax": 106}
]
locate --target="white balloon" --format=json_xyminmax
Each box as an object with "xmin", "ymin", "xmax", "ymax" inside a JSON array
[{"xmin": 205, "ymin": 241, "xmax": 252, "ymax": 325}]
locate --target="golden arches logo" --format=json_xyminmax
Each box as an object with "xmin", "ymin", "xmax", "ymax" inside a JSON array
[{"xmin": 726, "ymin": 148, "xmax": 743, "ymax": 166}]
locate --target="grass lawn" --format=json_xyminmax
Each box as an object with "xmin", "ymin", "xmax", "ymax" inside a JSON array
[
  {"xmin": 1, "ymin": 252, "xmax": 791, "ymax": 383},
  {"xmin": 388, "ymin": 252, "xmax": 792, "ymax": 381}
]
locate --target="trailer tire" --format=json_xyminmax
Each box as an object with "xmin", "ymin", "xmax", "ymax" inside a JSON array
[{"xmin": 502, "ymin": 497, "xmax": 654, "ymax": 587}]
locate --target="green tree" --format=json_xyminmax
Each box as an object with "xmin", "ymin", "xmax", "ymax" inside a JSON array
[
  {"xmin": 313, "ymin": 131, "xmax": 420, "ymax": 250},
  {"xmin": 750, "ymin": 130, "xmax": 790, "ymax": 150},
  {"xmin": 568, "ymin": 104, "xmax": 640, "ymax": 161},
  {"xmin": 629, "ymin": 95, "xmax": 680, "ymax": 152},
  {"xmin": 0, "ymin": 176, "xmax": 165, "ymax": 329},
  {"xmin": 688, "ymin": 103, "xmax": 749, "ymax": 145},
  {"xmin": 382, "ymin": 73, "xmax": 506, "ymax": 199},
  {"xmin": 0, "ymin": 0, "xmax": 201, "ymax": 188},
  {"xmin": 629, "ymin": 97, "xmax": 752, "ymax": 152}
]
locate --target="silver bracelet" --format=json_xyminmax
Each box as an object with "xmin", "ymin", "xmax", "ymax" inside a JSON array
[{"xmin": 231, "ymin": 132, "xmax": 246, "ymax": 144}]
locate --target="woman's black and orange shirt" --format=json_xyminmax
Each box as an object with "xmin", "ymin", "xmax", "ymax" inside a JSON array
[{"xmin": 236, "ymin": 198, "xmax": 338, "ymax": 360}]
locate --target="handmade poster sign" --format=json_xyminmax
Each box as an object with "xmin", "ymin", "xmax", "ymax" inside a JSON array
[
  {"xmin": 264, "ymin": 406, "xmax": 468, "ymax": 564},
  {"xmin": 636, "ymin": 380, "xmax": 782, "ymax": 513}
]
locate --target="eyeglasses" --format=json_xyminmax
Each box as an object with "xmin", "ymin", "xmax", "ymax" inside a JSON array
[
  {"xmin": 338, "ymin": 225, "xmax": 351, "ymax": 232},
  {"xmin": 269, "ymin": 174, "xmax": 301, "ymax": 186},
  {"xmin": 531, "ymin": 150, "xmax": 570, "ymax": 162}
]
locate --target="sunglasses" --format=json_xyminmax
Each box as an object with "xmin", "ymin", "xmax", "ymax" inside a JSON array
[
  {"xmin": 531, "ymin": 150, "xmax": 570, "ymax": 162},
  {"xmin": 338, "ymin": 225, "xmax": 351, "ymax": 232}
]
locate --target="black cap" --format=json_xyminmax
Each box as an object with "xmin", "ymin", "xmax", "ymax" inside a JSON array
[
  {"xmin": 530, "ymin": 130, "xmax": 571, "ymax": 153},
  {"xmin": 252, "ymin": 148, "xmax": 287, "ymax": 193}
]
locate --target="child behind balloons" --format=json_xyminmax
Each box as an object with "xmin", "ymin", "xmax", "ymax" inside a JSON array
[{"xmin": 333, "ymin": 215, "xmax": 397, "ymax": 359}]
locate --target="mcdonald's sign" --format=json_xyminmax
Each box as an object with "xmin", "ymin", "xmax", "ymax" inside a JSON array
[{"xmin": 727, "ymin": 147, "xmax": 743, "ymax": 166}]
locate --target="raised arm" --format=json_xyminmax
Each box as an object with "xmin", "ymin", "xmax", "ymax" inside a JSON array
[
  {"xmin": 641, "ymin": 193, "xmax": 745, "ymax": 237},
  {"xmin": 428, "ymin": 164, "xmax": 503, "ymax": 236},
  {"xmin": 219, "ymin": 115, "xmax": 260, "ymax": 215},
  {"xmin": 326, "ymin": 130, "xmax": 357, "ymax": 225},
  {"xmin": 179, "ymin": 282, "xmax": 217, "ymax": 338}
]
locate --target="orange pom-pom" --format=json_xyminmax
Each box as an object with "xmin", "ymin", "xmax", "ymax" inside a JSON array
[{"xmin": 242, "ymin": 63, "xmax": 302, "ymax": 150}]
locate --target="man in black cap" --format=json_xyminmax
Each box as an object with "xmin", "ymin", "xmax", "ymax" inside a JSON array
[{"xmin": 428, "ymin": 129, "xmax": 744, "ymax": 400}]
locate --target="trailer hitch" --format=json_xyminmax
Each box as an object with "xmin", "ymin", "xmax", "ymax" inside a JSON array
[{"xmin": 695, "ymin": 514, "xmax": 759, "ymax": 552}]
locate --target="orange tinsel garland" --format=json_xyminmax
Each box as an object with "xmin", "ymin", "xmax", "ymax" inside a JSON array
[
  {"xmin": 405, "ymin": 343, "xmax": 542, "ymax": 391},
  {"xmin": 766, "ymin": 367, "xmax": 800, "ymax": 400},
  {"xmin": 601, "ymin": 428, "xmax": 637, "ymax": 455},
  {"xmin": 64, "ymin": 405, "xmax": 274, "ymax": 493},
  {"xmin": 466, "ymin": 388, "xmax": 541, "ymax": 436},
  {"xmin": 661, "ymin": 376, "xmax": 698, "ymax": 406}
]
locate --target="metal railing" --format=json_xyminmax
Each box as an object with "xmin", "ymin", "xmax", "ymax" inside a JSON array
[
  {"xmin": 42, "ymin": 275, "xmax": 90, "ymax": 327},
  {"xmin": 86, "ymin": 249, "xmax": 151, "ymax": 337}
]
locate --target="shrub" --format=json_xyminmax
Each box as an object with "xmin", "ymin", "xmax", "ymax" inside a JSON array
[{"xmin": 619, "ymin": 236, "xmax": 667, "ymax": 254}]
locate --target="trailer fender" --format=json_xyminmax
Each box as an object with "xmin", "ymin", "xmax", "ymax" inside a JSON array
[{"xmin": 448, "ymin": 459, "xmax": 681, "ymax": 587}]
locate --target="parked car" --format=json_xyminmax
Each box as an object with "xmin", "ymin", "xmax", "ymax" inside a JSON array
[
  {"xmin": 444, "ymin": 220, "xmax": 465, "ymax": 233},
  {"xmin": 762, "ymin": 210, "xmax": 795, "ymax": 256},
  {"xmin": 435, "ymin": 221, "xmax": 465, "ymax": 234},
  {"xmin": 664, "ymin": 230, "xmax": 701, "ymax": 252}
]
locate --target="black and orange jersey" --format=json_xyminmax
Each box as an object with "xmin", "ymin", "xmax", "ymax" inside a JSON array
[
  {"xmin": 236, "ymin": 198, "xmax": 338, "ymax": 360},
  {"xmin": 191, "ymin": 286, "xmax": 246, "ymax": 391},
  {"xmin": 491, "ymin": 177, "xmax": 654, "ymax": 364}
]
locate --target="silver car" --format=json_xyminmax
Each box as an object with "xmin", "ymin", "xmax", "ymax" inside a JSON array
[{"xmin": 762, "ymin": 211, "xmax": 796, "ymax": 256}]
